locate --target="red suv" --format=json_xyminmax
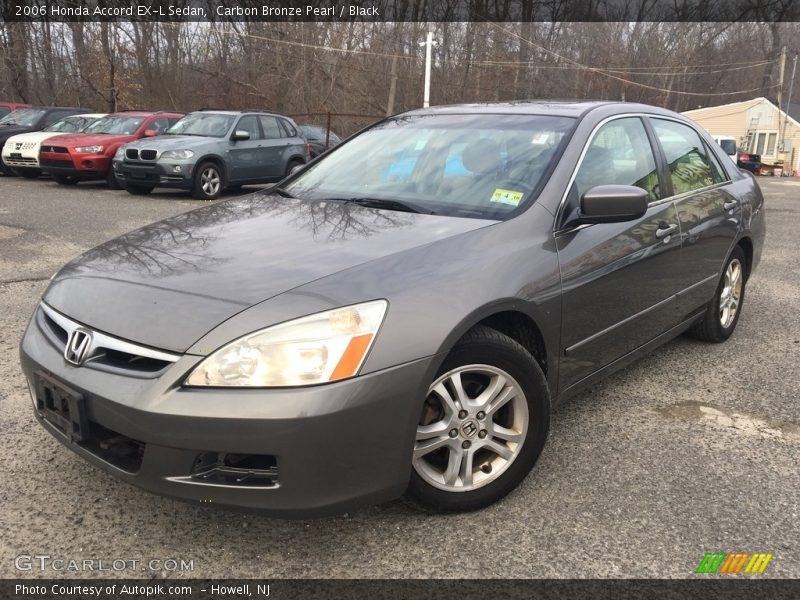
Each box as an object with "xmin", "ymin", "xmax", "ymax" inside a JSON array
[
  {"xmin": 39, "ymin": 111, "xmax": 183, "ymax": 187},
  {"xmin": 0, "ymin": 101, "xmax": 31, "ymax": 119}
]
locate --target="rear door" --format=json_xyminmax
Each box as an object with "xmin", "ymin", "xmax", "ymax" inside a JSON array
[
  {"xmin": 228, "ymin": 115, "xmax": 264, "ymax": 181},
  {"xmin": 556, "ymin": 116, "xmax": 685, "ymax": 391},
  {"xmin": 257, "ymin": 115, "xmax": 289, "ymax": 179},
  {"xmin": 648, "ymin": 117, "xmax": 739, "ymax": 320}
]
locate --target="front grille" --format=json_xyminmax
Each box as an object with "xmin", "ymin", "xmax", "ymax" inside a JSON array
[
  {"xmin": 37, "ymin": 303, "xmax": 180, "ymax": 377},
  {"xmin": 4, "ymin": 156, "xmax": 37, "ymax": 165},
  {"xmin": 42, "ymin": 145, "xmax": 68, "ymax": 153},
  {"xmin": 39, "ymin": 158, "xmax": 73, "ymax": 168},
  {"xmin": 140, "ymin": 149, "xmax": 157, "ymax": 161},
  {"xmin": 125, "ymin": 148, "xmax": 139, "ymax": 160}
]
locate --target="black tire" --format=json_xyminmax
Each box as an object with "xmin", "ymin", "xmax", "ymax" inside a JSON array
[
  {"xmin": 53, "ymin": 174, "xmax": 79, "ymax": 186},
  {"xmin": 106, "ymin": 170, "xmax": 122, "ymax": 190},
  {"xmin": 192, "ymin": 161, "xmax": 224, "ymax": 200},
  {"xmin": 17, "ymin": 168, "xmax": 41, "ymax": 179},
  {"xmin": 285, "ymin": 159, "xmax": 304, "ymax": 178},
  {"xmin": 126, "ymin": 184, "xmax": 154, "ymax": 196},
  {"xmin": 404, "ymin": 325, "xmax": 550, "ymax": 513},
  {"xmin": 688, "ymin": 246, "xmax": 747, "ymax": 343}
]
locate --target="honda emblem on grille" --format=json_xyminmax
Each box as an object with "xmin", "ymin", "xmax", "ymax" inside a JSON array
[{"xmin": 64, "ymin": 328, "xmax": 93, "ymax": 366}]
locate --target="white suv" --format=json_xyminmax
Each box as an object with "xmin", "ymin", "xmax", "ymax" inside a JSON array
[{"xmin": 2, "ymin": 113, "xmax": 106, "ymax": 178}]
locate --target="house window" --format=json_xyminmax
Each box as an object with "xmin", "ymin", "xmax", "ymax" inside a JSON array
[{"xmin": 753, "ymin": 131, "xmax": 778, "ymax": 158}]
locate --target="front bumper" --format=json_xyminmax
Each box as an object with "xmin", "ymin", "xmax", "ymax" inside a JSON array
[
  {"xmin": 2, "ymin": 149, "xmax": 39, "ymax": 169},
  {"xmin": 40, "ymin": 154, "xmax": 111, "ymax": 180},
  {"xmin": 20, "ymin": 309, "xmax": 436, "ymax": 517},
  {"xmin": 113, "ymin": 159, "xmax": 193, "ymax": 189}
]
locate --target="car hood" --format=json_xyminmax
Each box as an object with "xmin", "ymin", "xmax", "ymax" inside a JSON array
[
  {"xmin": 44, "ymin": 194, "xmax": 496, "ymax": 353},
  {"xmin": 4, "ymin": 131, "xmax": 68, "ymax": 146},
  {"xmin": 124, "ymin": 135, "xmax": 217, "ymax": 150},
  {"xmin": 50, "ymin": 132, "xmax": 136, "ymax": 147}
]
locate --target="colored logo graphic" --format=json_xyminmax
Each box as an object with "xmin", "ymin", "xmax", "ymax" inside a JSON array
[{"xmin": 696, "ymin": 552, "xmax": 773, "ymax": 574}]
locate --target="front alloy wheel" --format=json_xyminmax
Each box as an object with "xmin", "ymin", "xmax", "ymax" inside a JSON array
[
  {"xmin": 405, "ymin": 326, "xmax": 550, "ymax": 512},
  {"xmin": 192, "ymin": 162, "xmax": 224, "ymax": 200},
  {"xmin": 414, "ymin": 365, "xmax": 528, "ymax": 492}
]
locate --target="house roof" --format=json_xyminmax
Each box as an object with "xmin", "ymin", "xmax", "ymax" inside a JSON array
[{"xmin": 682, "ymin": 96, "xmax": 800, "ymax": 130}]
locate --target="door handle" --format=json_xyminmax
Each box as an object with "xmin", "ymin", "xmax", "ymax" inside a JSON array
[
  {"xmin": 723, "ymin": 200, "xmax": 738, "ymax": 211},
  {"xmin": 655, "ymin": 223, "xmax": 678, "ymax": 239}
]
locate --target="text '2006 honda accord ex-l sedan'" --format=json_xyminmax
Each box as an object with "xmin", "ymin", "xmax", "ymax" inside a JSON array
[{"xmin": 20, "ymin": 101, "xmax": 764, "ymax": 516}]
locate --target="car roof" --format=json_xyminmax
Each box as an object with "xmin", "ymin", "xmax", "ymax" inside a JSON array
[
  {"xmin": 106, "ymin": 111, "xmax": 183, "ymax": 117},
  {"xmin": 399, "ymin": 100, "xmax": 680, "ymax": 119},
  {"xmin": 191, "ymin": 110, "xmax": 288, "ymax": 117}
]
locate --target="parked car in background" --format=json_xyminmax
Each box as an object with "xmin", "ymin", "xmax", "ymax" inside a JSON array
[
  {"xmin": 737, "ymin": 152, "xmax": 761, "ymax": 174},
  {"xmin": 299, "ymin": 124, "xmax": 342, "ymax": 158},
  {"xmin": 39, "ymin": 111, "xmax": 183, "ymax": 187},
  {"xmin": 2, "ymin": 113, "xmax": 106, "ymax": 178},
  {"xmin": 712, "ymin": 135, "xmax": 737, "ymax": 164},
  {"xmin": 20, "ymin": 101, "xmax": 764, "ymax": 516},
  {"xmin": 113, "ymin": 110, "xmax": 308, "ymax": 199},
  {"xmin": 0, "ymin": 106, "xmax": 91, "ymax": 174},
  {"xmin": 0, "ymin": 101, "xmax": 31, "ymax": 118}
]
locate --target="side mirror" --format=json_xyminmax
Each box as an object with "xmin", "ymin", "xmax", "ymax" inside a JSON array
[
  {"xmin": 143, "ymin": 129, "xmax": 157, "ymax": 137},
  {"xmin": 231, "ymin": 130, "xmax": 250, "ymax": 141},
  {"xmin": 578, "ymin": 185, "xmax": 648, "ymax": 224}
]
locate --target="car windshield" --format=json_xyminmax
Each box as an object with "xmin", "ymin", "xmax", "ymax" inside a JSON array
[
  {"xmin": 300, "ymin": 126, "xmax": 325, "ymax": 139},
  {"xmin": 83, "ymin": 116, "xmax": 144, "ymax": 135},
  {"xmin": 0, "ymin": 108, "xmax": 47, "ymax": 127},
  {"xmin": 284, "ymin": 114, "xmax": 574, "ymax": 219},
  {"xmin": 719, "ymin": 139, "xmax": 736, "ymax": 155},
  {"xmin": 166, "ymin": 113, "xmax": 235, "ymax": 137},
  {"xmin": 44, "ymin": 116, "xmax": 96, "ymax": 133}
]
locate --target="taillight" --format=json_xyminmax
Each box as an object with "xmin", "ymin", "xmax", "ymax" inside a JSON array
[
  {"xmin": 739, "ymin": 154, "xmax": 750, "ymax": 161},
  {"xmin": 305, "ymin": 142, "xmax": 311, "ymax": 158}
]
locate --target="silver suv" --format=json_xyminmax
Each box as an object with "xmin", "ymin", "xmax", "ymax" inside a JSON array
[{"xmin": 113, "ymin": 110, "xmax": 308, "ymax": 199}]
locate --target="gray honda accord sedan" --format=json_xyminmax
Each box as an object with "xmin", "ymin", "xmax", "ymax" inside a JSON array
[{"xmin": 20, "ymin": 101, "xmax": 764, "ymax": 516}]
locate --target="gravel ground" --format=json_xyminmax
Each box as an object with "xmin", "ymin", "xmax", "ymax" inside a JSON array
[{"xmin": 0, "ymin": 176, "xmax": 798, "ymax": 579}]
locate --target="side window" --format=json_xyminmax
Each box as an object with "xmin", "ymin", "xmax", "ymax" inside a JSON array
[
  {"xmin": 651, "ymin": 119, "xmax": 716, "ymax": 195},
  {"xmin": 258, "ymin": 116, "xmax": 282, "ymax": 139},
  {"xmin": 44, "ymin": 111, "xmax": 70, "ymax": 126},
  {"xmin": 574, "ymin": 117, "xmax": 660, "ymax": 203},
  {"xmin": 148, "ymin": 118, "xmax": 172, "ymax": 135},
  {"xmin": 236, "ymin": 115, "xmax": 262, "ymax": 140},
  {"xmin": 279, "ymin": 119, "xmax": 297, "ymax": 138},
  {"xmin": 704, "ymin": 141, "xmax": 729, "ymax": 184}
]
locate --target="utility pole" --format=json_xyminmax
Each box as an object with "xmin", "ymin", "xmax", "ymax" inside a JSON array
[
  {"xmin": 386, "ymin": 53, "xmax": 398, "ymax": 116},
  {"xmin": 419, "ymin": 31, "xmax": 436, "ymax": 108},
  {"xmin": 777, "ymin": 46, "xmax": 786, "ymax": 144},
  {"xmin": 780, "ymin": 53, "xmax": 797, "ymax": 175}
]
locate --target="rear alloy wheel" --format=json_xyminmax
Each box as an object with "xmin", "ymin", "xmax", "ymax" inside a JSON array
[
  {"xmin": 285, "ymin": 159, "xmax": 304, "ymax": 178},
  {"xmin": 126, "ymin": 184, "xmax": 154, "ymax": 196},
  {"xmin": 192, "ymin": 162, "xmax": 224, "ymax": 200},
  {"xmin": 406, "ymin": 326, "xmax": 549, "ymax": 512},
  {"xmin": 689, "ymin": 246, "xmax": 747, "ymax": 343}
]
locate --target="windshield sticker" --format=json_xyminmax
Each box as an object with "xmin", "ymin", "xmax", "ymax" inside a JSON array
[
  {"xmin": 490, "ymin": 188, "xmax": 524, "ymax": 206},
  {"xmin": 531, "ymin": 132, "xmax": 551, "ymax": 145}
]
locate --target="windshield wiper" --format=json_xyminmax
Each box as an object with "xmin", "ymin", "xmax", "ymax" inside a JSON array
[
  {"xmin": 323, "ymin": 197, "xmax": 435, "ymax": 215},
  {"xmin": 273, "ymin": 187, "xmax": 297, "ymax": 199}
]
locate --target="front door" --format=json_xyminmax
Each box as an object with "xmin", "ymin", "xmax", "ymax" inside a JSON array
[
  {"xmin": 556, "ymin": 116, "xmax": 685, "ymax": 391},
  {"xmin": 228, "ymin": 115, "xmax": 264, "ymax": 181}
]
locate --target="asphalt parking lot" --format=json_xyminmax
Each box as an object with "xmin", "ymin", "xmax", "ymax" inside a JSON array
[{"xmin": 0, "ymin": 176, "xmax": 798, "ymax": 579}]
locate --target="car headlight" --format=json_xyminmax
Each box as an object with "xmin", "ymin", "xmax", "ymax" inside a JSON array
[
  {"xmin": 75, "ymin": 145, "xmax": 104, "ymax": 154},
  {"xmin": 160, "ymin": 149, "xmax": 194, "ymax": 160},
  {"xmin": 184, "ymin": 300, "xmax": 388, "ymax": 387},
  {"xmin": 113, "ymin": 147, "xmax": 125, "ymax": 160}
]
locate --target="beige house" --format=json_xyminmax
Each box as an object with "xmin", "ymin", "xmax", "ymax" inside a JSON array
[{"xmin": 682, "ymin": 97, "xmax": 800, "ymax": 176}]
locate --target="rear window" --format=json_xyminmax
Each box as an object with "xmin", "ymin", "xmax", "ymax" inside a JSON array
[
  {"xmin": 718, "ymin": 139, "xmax": 736, "ymax": 156},
  {"xmin": 0, "ymin": 108, "xmax": 47, "ymax": 127}
]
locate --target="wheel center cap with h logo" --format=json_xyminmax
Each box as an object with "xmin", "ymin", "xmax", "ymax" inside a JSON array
[{"xmin": 460, "ymin": 419, "xmax": 479, "ymax": 438}]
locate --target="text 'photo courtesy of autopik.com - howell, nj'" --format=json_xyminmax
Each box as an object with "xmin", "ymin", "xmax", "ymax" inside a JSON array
[{"xmin": 1, "ymin": 0, "xmax": 799, "ymax": 599}]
